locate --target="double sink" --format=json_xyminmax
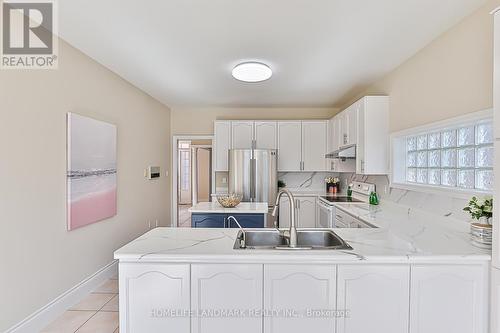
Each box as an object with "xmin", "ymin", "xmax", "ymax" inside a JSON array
[{"xmin": 233, "ymin": 229, "xmax": 352, "ymax": 250}]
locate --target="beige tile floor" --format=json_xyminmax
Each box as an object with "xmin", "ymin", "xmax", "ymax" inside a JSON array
[
  {"xmin": 42, "ymin": 276, "xmax": 119, "ymax": 333},
  {"xmin": 178, "ymin": 204, "xmax": 192, "ymax": 227}
]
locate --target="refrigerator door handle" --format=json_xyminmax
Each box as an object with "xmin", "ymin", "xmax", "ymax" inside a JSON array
[{"xmin": 250, "ymin": 158, "xmax": 256, "ymax": 201}]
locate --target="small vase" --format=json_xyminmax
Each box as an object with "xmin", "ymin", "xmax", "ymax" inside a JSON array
[{"xmin": 477, "ymin": 216, "xmax": 491, "ymax": 226}]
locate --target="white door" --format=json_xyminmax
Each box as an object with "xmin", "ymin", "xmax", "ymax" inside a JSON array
[
  {"xmin": 409, "ymin": 264, "xmax": 489, "ymax": 333},
  {"xmin": 191, "ymin": 264, "xmax": 263, "ymax": 333},
  {"xmin": 264, "ymin": 265, "xmax": 336, "ymax": 333},
  {"xmin": 297, "ymin": 196, "xmax": 316, "ymax": 228},
  {"xmin": 278, "ymin": 196, "xmax": 291, "ymax": 228},
  {"xmin": 178, "ymin": 148, "xmax": 192, "ymax": 205},
  {"xmin": 214, "ymin": 121, "xmax": 231, "ymax": 171},
  {"xmin": 301, "ymin": 121, "xmax": 327, "ymax": 171},
  {"xmin": 255, "ymin": 121, "xmax": 277, "ymax": 149},
  {"xmin": 336, "ymin": 265, "xmax": 410, "ymax": 333},
  {"xmin": 231, "ymin": 121, "xmax": 254, "ymax": 149},
  {"xmin": 119, "ymin": 263, "xmax": 190, "ymax": 333},
  {"xmin": 277, "ymin": 122, "xmax": 302, "ymax": 171}
]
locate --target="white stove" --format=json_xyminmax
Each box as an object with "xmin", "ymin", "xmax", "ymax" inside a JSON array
[{"xmin": 317, "ymin": 182, "xmax": 375, "ymax": 228}]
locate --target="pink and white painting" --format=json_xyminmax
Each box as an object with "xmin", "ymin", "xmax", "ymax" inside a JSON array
[{"xmin": 67, "ymin": 113, "xmax": 117, "ymax": 230}]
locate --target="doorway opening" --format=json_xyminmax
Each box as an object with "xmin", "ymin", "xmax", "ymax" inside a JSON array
[{"xmin": 172, "ymin": 136, "xmax": 213, "ymax": 227}]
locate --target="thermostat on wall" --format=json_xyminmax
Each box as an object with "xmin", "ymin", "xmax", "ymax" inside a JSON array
[{"xmin": 146, "ymin": 166, "xmax": 161, "ymax": 179}]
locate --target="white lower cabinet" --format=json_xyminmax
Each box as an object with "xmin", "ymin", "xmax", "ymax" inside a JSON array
[
  {"xmin": 119, "ymin": 263, "xmax": 190, "ymax": 333},
  {"xmin": 297, "ymin": 196, "xmax": 317, "ymax": 228},
  {"xmin": 409, "ymin": 264, "xmax": 489, "ymax": 333},
  {"xmin": 191, "ymin": 264, "xmax": 263, "ymax": 333},
  {"xmin": 336, "ymin": 265, "xmax": 410, "ymax": 333},
  {"xmin": 264, "ymin": 265, "xmax": 336, "ymax": 333},
  {"xmin": 118, "ymin": 263, "xmax": 490, "ymax": 333},
  {"xmin": 278, "ymin": 196, "xmax": 317, "ymax": 228}
]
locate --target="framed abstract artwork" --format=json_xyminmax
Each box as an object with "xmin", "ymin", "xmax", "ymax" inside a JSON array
[{"xmin": 67, "ymin": 113, "xmax": 117, "ymax": 230}]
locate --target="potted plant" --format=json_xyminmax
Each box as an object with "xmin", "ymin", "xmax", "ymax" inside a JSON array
[
  {"xmin": 463, "ymin": 196, "xmax": 493, "ymax": 225},
  {"xmin": 325, "ymin": 177, "xmax": 340, "ymax": 194},
  {"xmin": 278, "ymin": 180, "xmax": 286, "ymax": 189}
]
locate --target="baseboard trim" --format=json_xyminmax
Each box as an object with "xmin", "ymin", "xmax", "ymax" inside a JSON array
[{"xmin": 5, "ymin": 260, "xmax": 118, "ymax": 333}]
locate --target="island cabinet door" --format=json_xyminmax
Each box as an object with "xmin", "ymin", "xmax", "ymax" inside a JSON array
[
  {"xmin": 409, "ymin": 264, "xmax": 489, "ymax": 333},
  {"xmin": 336, "ymin": 265, "xmax": 410, "ymax": 333},
  {"xmin": 119, "ymin": 263, "xmax": 190, "ymax": 333},
  {"xmin": 191, "ymin": 264, "xmax": 263, "ymax": 333},
  {"xmin": 191, "ymin": 214, "xmax": 226, "ymax": 228},
  {"xmin": 264, "ymin": 265, "xmax": 336, "ymax": 333}
]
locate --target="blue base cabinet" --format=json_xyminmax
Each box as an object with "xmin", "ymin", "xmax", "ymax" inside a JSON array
[{"xmin": 191, "ymin": 213, "xmax": 265, "ymax": 228}]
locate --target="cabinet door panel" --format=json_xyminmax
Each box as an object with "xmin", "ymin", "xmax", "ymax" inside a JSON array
[
  {"xmin": 410, "ymin": 264, "xmax": 488, "ymax": 333},
  {"xmin": 214, "ymin": 121, "xmax": 231, "ymax": 171},
  {"xmin": 231, "ymin": 121, "xmax": 254, "ymax": 149},
  {"xmin": 264, "ymin": 265, "xmax": 336, "ymax": 333},
  {"xmin": 277, "ymin": 122, "xmax": 302, "ymax": 171},
  {"xmin": 226, "ymin": 214, "xmax": 265, "ymax": 228},
  {"xmin": 297, "ymin": 197, "xmax": 316, "ymax": 228},
  {"xmin": 347, "ymin": 103, "xmax": 358, "ymax": 146},
  {"xmin": 120, "ymin": 263, "xmax": 190, "ymax": 333},
  {"xmin": 191, "ymin": 214, "xmax": 226, "ymax": 228},
  {"xmin": 302, "ymin": 121, "xmax": 327, "ymax": 171},
  {"xmin": 337, "ymin": 265, "xmax": 409, "ymax": 333},
  {"xmin": 255, "ymin": 121, "xmax": 277, "ymax": 149},
  {"xmin": 192, "ymin": 264, "xmax": 263, "ymax": 333}
]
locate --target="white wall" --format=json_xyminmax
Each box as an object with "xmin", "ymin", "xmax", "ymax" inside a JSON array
[
  {"xmin": 0, "ymin": 40, "xmax": 171, "ymax": 331},
  {"xmin": 337, "ymin": 0, "xmax": 500, "ymax": 132}
]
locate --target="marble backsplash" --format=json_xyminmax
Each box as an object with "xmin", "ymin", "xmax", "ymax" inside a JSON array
[
  {"xmin": 339, "ymin": 173, "xmax": 475, "ymax": 223},
  {"xmin": 278, "ymin": 172, "xmax": 338, "ymax": 191}
]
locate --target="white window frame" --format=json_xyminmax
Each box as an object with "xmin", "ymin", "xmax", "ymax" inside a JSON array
[{"xmin": 390, "ymin": 109, "xmax": 494, "ymax": 199}]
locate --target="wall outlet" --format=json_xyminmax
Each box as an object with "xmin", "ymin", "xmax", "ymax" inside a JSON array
[{"xmin": 222, "ymin": 177, "xmax": 227, "ymax": 184}]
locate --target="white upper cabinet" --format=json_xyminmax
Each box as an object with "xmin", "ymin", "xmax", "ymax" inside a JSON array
[
  {"xmin": 347, "ymin": 103, "xmax": 358, "ymax": 146},
  {"xmin": 409, "ymin": 264, "xmax": 489, "ymax": 333},
  {"xmin": 214, "ymin": 119, "xmax": 328, "ymax": 172},
  {"xmin": 302, "ymin": 121, "xmax": 327, "ymax": 171},
  {"xmin": 191, "ymin": 264, "xmax": 263, "ymax": 333},
  {"xmin": 328, "ymin": 116, "xmax": 341, "ymax": 153},
  {"xmin": 254, "ymin": 121, "xmax": 277, "ymax": 149},
  {"xmin": 231, "ymin": 121, "xmax": 254, "ymax": 149},
  {"xmin": 277, "ymin": 121, "xmax": 303, "ymax": 171},
  {"xmin": 264, "ymin": 265, "xmax": 336, "ymax": 333},
  {"xmin": 214, "ymin": 121, "xmax": 231, "ymax": 171},
  {"xmin": 356, "ymin": 96, "xmax": 389, "ymax": 174},
  {"xmin": 336, "ymin": 265, "xmax": 410, "ymax": 333}
]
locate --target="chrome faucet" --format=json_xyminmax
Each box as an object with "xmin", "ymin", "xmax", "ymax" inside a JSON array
[
  {"xmin": 227, "ymin": 216, "xmax": 246, "ymax": 249},
  {"xmin": 271, "ymin": 189, "xmax": 298, "ymax": 248}
]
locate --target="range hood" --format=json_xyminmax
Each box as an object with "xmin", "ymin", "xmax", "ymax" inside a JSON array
[{"xmin": 325, "ymin": 144, "xmax": 356, "ymax": 159}]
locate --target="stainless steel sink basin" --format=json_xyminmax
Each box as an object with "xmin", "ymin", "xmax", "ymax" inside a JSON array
[{"xmin": 233, "ymin": 229, "xmax": 352, "ymax": 250}]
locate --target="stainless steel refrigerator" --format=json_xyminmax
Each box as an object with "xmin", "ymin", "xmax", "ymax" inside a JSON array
[{"xmin": 228, "ymin": 149, "xmax": 277, "ymax": 207}]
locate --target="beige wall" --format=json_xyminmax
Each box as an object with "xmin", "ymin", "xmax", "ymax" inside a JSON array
[
  {"xmin": 171, "ymin": 107, "xmax": 338, "ymax": 135},
  {"xmin": 0, "ymin": 40, "xmax": 171, "ymax": 331},
  {"xmin": 338, "ymin": 0, "xmax": 500, "ymax": 132}
]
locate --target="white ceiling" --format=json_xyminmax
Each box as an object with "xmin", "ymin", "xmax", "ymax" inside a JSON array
[{"xmin": 59, "ymin": 0, "xmax": 487, "ymax": 108}]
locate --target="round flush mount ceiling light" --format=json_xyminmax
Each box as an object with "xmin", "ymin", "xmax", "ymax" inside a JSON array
[{"xmin": 232, "ymin": 62, "xmax": 272, "ymax": 82}]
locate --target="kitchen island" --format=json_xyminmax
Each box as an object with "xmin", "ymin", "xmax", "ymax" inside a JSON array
[
  {"xmin": 188, "ymin": 202, "xmax": 269, "ymax": 228},
  {"xmin": 115, "ymin": 201, "xmax": 490, "ymax": 333}
]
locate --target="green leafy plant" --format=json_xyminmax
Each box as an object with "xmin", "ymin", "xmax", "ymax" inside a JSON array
[
  {"xmin": 463, "ymin": 196, "xmax": 493, "ymax": 220},
  {"xmin": 278, "ymin": 180, "xmax": 286, "ymax": 188}
]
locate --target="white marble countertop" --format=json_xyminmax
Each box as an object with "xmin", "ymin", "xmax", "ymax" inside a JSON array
[
  {"xmin": 115, "ymin": 198, "xmax": 491, "ymax": 264},
  {"xmin": 189, "ymin": 202, "xmax": 269, "ymax": 214}
]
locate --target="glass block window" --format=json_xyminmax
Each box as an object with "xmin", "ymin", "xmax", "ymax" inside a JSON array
[{"xmin": 405, "ymin": 120, "xmax": 494, "ymax": 191}]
